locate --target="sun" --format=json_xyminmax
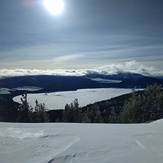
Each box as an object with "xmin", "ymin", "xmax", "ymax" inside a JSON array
[{"xmin": 43, "ymin": 0, "xmax": 64, "ymax": 15}]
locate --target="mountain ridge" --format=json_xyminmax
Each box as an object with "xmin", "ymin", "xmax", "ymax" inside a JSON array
[{"xmin": 0, "ymin": 72, "xmax": 162, "ymax": 95}]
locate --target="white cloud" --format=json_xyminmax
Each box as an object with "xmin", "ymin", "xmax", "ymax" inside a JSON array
[
  {"xmin": 93, "ymin": 60, "xmax": 163, "ymax": 76},
  {"xmin": 0, "ymin": 68, "xmax": 86, "ymax": 79},
  {"xmin": 0, "ymin": 60, "xmax": 163, "ymax": 79}
]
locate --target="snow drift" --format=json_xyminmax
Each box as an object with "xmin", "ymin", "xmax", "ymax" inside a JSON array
[{"xmin": 0, "ymin": 119, "xmax": 163, "ymax": 163}]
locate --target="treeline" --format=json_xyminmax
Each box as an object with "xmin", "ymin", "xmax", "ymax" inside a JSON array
[
  {"xmin": 17, "ymin": 94, "xmax": 49, "ymax": 122},
  {"xmin": 121, "ymin": 83, "xmax": 163, "ymax": 123},
  {"xmin": 1, "ymin": 83, "xmax": 163, "ymax": 123},
  {"xmin": 62, "ymin": 99, "xmax": 120, "ymax": 123},
  {"xmin": 62, "ymin": 99, "xmax": 102, "ymax": 123},
  {"xmin": 62, "ymin": 83, "xmax": 163, "ymax": 123}
]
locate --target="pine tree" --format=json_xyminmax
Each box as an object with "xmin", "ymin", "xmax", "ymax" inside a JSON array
[
  {"xmin": 63, "ymin": 104, "xmax": 70, "ymax": 122},
  {"xmin": 120, "ymin": 83, "xmax": 163, "ymax": 123},
  {"xmin": 143, "ymin": 83, "xmax": 163, "ymax": 120},
  {"xmin": 89, "ymin": 105, "xmax": 102, "ymax": 123},
  {"xmin": 120, "ymin": 91, "xmax": 144, "ymax": 123},
  {"xmin": 17, "ymin": 94, "xmax": 32, "ymax": 122},
  {"xmin": 63, "ymin": 99, "xmax": 82, "ymax": 122},
  {"xmin": 109, "ymin": 107, "xmax": 119, "ymax": 123},
  {"xmin": 17, "ymin": 94, "xmax": 49, "ymax": 122},
  {"xmin": 33, "ymin": 100, "xmax": 49, "ymax": 122},
  {"xmin": 82, "ymin": 112, "xmax": 91, "ymax": 123}
]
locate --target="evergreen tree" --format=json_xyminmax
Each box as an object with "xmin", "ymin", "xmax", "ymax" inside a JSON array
[
  {"xmin": 89, "ymin": 105, "xmax": 102, "ymax": 123},
  {"xmin": 33, "ymin": 100, "xmax": 49, "ymax": 122},
  {"xmin": 82, "ymin": 109, "xmax": 91, "ymax": 123},
  {"xmin": 17, "ymin": 94, "xmax": 32, "ymax": 122},
  {"xmin": 73, "ymin": 99, "xmax": 82, "ymax": 122},
  {"xmin": 63, "ymin": 99, "xmax": 82, "ymax": 122},
  {"xmin": 142, "ymin": 83, "xmax": 163, "ymax": 120},
  {"xmin": 120, "ymin": 92, "xmax": 143, "ymax": 123},
  {"xmin": 109, "ymin": 107, "xmax": 119, "ymax": 123},
  {"xmin": 63, "ymin": 104, "xmax": 70, "ymax": 122},
  {"xmin": 120, "ymin": 84, "xmax": 163, "ymax": 123},
  {"xmin": 17, "ymin": 94, "xmax": 49, "ymax": 122}
]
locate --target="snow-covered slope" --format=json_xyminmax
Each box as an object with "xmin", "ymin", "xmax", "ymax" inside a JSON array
[{"xmin": 0, "ymin": 120, "xmax": 163, "ymax": 163}]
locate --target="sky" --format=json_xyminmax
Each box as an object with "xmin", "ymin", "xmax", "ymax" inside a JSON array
[{"xmin": 0, "ymin": 0, "xmax": 163, "ymax": 71}]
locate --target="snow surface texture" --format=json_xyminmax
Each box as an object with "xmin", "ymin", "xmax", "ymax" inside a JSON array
[
  {"xmin": 0, "ymin": 120, "xmax": 163, "ymax": 163},
  {"xmin": 13, "ymin": 88, "xmax": 132, "ymax": 109}
]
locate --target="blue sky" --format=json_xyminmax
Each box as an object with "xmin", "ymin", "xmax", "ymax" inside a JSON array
[{"xmin": 0, "ymin": 0, "xmax": 163, "ymax": 70}]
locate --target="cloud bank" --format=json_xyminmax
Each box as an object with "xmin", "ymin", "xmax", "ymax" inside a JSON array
[
  {"xmin": 92, "ymin": 60, "xmax": 163, "ymax": 76},
  {"xmin": 0, "ymin": 61, "xmax": 163, "ymax": 79}
]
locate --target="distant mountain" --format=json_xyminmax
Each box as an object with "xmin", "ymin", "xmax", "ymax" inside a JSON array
[
  {"xmin": 86, "ymin": 72, "xmax": 163, "ymax": 88},
  {"xmin": 86, "ymin": 72, "xmax": 144, "ymax": 80},
  {"xmin": 156, "ymin": 76, "xmax": 163, "ymax": 80},
  {"xmin": 0, "ymin": 82, "xmax": 7, "ymax": 88},
  {"xmin": 0, "ymin": 73, "xmax": 162, "ymax": 95},
  {"xmin": 0, "ymin": 75, "xmax": 102, "ymax": 94},
  {"xmin": 118, "ymin": 76, "xmax": 163, "ymax": 88}
]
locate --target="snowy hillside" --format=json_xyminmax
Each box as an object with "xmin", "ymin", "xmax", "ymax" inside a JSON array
[{"xmin": 0, "ymin": 120, "xmax": 163, "ymax": 163}]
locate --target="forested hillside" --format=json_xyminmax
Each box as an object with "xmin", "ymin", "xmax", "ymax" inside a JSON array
[{"xmin": 0, "ymin": 84, "xmax": 163, "ymax": 123}]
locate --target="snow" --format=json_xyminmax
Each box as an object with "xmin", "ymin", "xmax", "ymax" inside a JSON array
[
  {"xmin": 0, "ymin": 88, "xmax": 11, "ymax": 94},
  {"xmin": 13, "ymin": 87, "xmax": 42, "ymax": 92},
  {"xmin": 0, "ymin": 87, "xmax": 42, "ymax": 95},
  {"xmin": 13, "ymin": 88, "xmax": 132, "ymax": 109},
  {"xmin": 0, "ymin": 120, "xmax": 163, "ymax": 163},
  {"xmin": 90, "ymin": 78, "xmax": 122, "ymax": 83}
]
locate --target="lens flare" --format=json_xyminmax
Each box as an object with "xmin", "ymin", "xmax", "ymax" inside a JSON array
[{"xmin": 43, "ymin": 0, "xmax": 64, "ymax": 15}]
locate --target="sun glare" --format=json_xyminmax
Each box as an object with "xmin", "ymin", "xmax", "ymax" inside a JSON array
[{"xmin": 43, "ymin": 0, "xmax": 64, "ymax": 15}]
